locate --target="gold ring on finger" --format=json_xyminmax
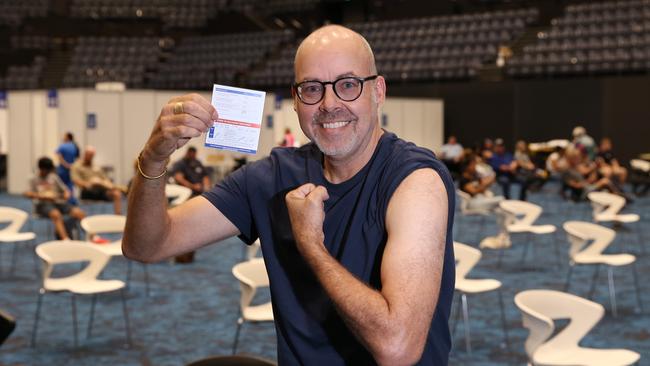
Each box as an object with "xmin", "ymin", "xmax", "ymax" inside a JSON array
[{"xmin": 173, "ymin": 101, "xmax": 184, "ymax": 115}]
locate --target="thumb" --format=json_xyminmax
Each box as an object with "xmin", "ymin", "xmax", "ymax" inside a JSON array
[
  {"xmin": 307, "ymin": 185, "xmax": 329, "ymax": 202},
  {"xmin": 287, "ymin": 183, "xmax": 316, "ymax": 199}
]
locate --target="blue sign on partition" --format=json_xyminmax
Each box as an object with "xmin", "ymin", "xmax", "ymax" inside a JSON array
[
  {"xmin": 266, "ymin": 115, "xmax": 273, "ymax": 128},
  {"xmin": 275, "ymin": 94, "xmax": 282, "ymax": 110},
  {"xmin": 0, "ymin": 91, "xmax": 6, "ymax": 109},
  {"xmin": 381, "ymin": 113, "xmax": 388, "ymax": 127},
  {"xmin": 86, "ymin": 113, "xmax": 97, "ymax": 129},
  {"xmin": 47, "ymin": 89, "xmax": 58, "ymax": 108}
]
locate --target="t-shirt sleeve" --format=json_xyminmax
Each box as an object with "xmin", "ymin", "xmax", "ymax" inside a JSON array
[{"xmin": 202, "ymin": 165, "xmax": 256, "ymax": 243}]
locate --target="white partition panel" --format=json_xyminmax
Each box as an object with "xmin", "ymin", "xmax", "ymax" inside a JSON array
[
  {"xmin": 0, "ymin": 109, "xmax": 7, "ymax": 153},
  {"xmin": 85, "ymin": 91, "xmax": 123, "ymax": 182},
  {"xmin": 120, "ymin": 91, "xmax": 157, "ymax": 184},
  {"xmin": 58, "ymin": 90, "xmax": 87, "ymax": 149},
  {"xmin": 381, "ymin": 98, "xmax": 403, "ymax": 137},
  {"xmin": 424, "ymin": 100, "xmax": 444, "ymax": 153},
  {"xmin": 8, "ymin": 92, "xmax": 34, "ymax": 193},
  {"xmin": 401, "ymin": 99, "xmax": 426, "ymax": 148}
]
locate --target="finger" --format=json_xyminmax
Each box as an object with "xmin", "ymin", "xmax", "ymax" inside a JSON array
[
  {"xmin": 169, "ymin": 93, "xmax": 217, "ymax": 120},
  {"xmin": 161, "ymin": 113, "xmax": 211, "ymax": 134},
  {"xmin": 287, "ymin": 183, "xmax": 316, "ymax": 200},
  {"xmin": 308, "ymin": 185, "xmax": 330, "ymax": 202},
  {"xmin": 179, "ymin": 100, "xmax": 214, "ymax": 128}
]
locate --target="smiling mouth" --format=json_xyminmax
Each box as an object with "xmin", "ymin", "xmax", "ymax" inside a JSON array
[{"xmin": 321, "ymin": 121, "xmax": 351, "ymax": 129}]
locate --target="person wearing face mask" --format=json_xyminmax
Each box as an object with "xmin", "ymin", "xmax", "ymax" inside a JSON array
[{"xmin": 123, "ymin": 25, "xmax": 455, "ymax": 365}]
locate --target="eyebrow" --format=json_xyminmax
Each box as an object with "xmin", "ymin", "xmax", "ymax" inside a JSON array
[{"xmin": 298, "ymin": 72, "xmax": 358, "ymax": 83}]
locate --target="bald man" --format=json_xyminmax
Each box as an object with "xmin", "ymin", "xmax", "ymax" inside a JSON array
[{"xmin": 124, "ymin": 25, "xmax": 455, "ymax": 365}]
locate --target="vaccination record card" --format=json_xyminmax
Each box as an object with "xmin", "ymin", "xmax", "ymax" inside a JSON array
[{"xmin": 205, "ymin": 84, "xmax": 266, "ymax": 154}]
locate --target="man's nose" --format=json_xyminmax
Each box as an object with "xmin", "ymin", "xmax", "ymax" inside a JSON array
[{"xmin": 319, "ymin": 84, "xmax": 340, "ymax": 111}]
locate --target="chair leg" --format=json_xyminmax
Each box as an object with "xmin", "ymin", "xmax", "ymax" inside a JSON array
[
  {"xmin": 588, "ymin": 264, "xmax": 600, "ymax": 300},
  {"xmin": 143, "ymin": 264, "xmax": 150, "ymax": 297},
  {"xmin": 635, "ymin": 228, "xmax": 646, "ymax": 255},
  {"xmin": 520, "ymin": 235, "xmax": 532, "ymax": 266},
  {"xmin": 232, "ymin": 317, "xmax": 244, "ymax": 355},
  {"xmin": 497, "ymin": 289, "xmax": 509, "ymax": 349},
  {"xmin": 31, "ymin": 289, "xmax": 45, "ymax": 347},
  {"xmin": 31, "ymin": 240, "xmax": 40, "ymax": 278},
  {"xmin": 607, "ymin": 267, "xmax": 618, "ymax": 317},
  {"xmin": 121, "ymin": 289, "xmax": 132, "ymax": 347},
  {"xmin": 10, "ymin": 243, "xmax": 18, "ymax": 275},
  {"xmin": 552, "ymin": 231, "xmax": 561, "ymax": 268},
  {"xmin": 451, "ymin": 293, "xmax": 462, "ymax": 338},
  {"xmin": 87, "ymin": 294, "xmax": 97, "ymax": 338},
  {"xmin": 126, "ymin": 261, "xmax": 132, "ymax": 289},
  {"xmin": 497, "ymin": 248, "xmax": 505, "ymax": 268},
  {"xmin": 461, "ymin": 293, "xmax": 472, "ymax": 354},
  {"xmin": 71, "ymin": 294, "xmax": 78, "ymax": 347},
  {"xmin": 564, "ymin": 264, "xmax": 574, "ymax": 292},
  {"xmin": 631, "ymin": 262, "xmax": 644, "ymax": 313}
]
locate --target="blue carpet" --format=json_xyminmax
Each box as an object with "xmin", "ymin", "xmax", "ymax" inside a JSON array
[{"xmin": 1, "ymin": 183, "xmax": 649, "ymax": 365}]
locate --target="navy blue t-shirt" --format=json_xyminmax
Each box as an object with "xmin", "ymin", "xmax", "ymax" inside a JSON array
[{"xmin": 204, "ymin": 131, "xmax": 455, "ymax": 365}]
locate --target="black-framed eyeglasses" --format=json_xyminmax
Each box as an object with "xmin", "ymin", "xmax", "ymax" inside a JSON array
[{"xmin": 292, "ymin": 75, "xmax": 379, "ymax": 105}]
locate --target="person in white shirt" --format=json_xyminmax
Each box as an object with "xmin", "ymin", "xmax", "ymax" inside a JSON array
[{"xmin": 439, "ymin": 135, "xmax": 464, "ymax": 179}]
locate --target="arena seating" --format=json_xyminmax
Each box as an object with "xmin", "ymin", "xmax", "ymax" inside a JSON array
[
  {"xmin": 62, "ymin": 37, "xmax": 173, "ymax": 88},
  {"xmin": 0, "ymin": 56, "xmax": 46, "ymax": 90},
  {"xmin": 348, "ymin": 9, "xmax": 538, "ymax": 81},
  {"xmin": 69, "ymin": 0, "xmax": 228, "ymax": 29},
  {"xmin": 0, "ymin": 0, "xmax": 48, "ymax": 27},
  {"xmin": 150, "ymin": 30, "xmax": 293, "ymax": 90},
  {"xmin": 506, "ymin": 0, "xmax": 650, "ymax": 76}
]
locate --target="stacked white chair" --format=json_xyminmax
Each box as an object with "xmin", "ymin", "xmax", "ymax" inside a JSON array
[
  {"xmin": 515, "ymin": 289, "xmax": 640, "ymax": 366},
  {"xmin": 456, "ymin": 190, "xmax": 494, "ymax": 245},
  {"xmin": 81, "ymin": 214, "xmax": 150, "ymax": 295},
  {"xmin": 563, "ymin": 221, "xmax": 642, "ymax": 317},
  {"xmin": 453, "ymin": 242, "xmax": 508, "ymax": 353},
  {"xmin": 0, "ymin": 207, "xmax": 38, "ymax": 276},
  {"xmin": 497, "ymin": 200, "xmax": 558, "ymax": 267},
  {"xmin": 31, "ymin": 240, "xmax": 131, "ymax": 347},
  {"xmin": 231, "ymin": 258, "xmax": 273, "ymax": 354},
  {"xmin": 587, "ymin": 191, "xmax": 642, "ymax": 253},
  {"xmin": 165, "ymin": 184, "xmax": 193, "ymax": 207}
]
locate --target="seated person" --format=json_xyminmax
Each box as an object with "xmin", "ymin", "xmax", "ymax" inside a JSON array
[
  {"xmin": 514, "ymin": 140, "xmax": 548, "ymax": 190},
  {"xmin": 24, "ymin": 157, "xmax": 86, "ymax": 240},
  {"xmin": 439, "ymin": 135, "xmax": 464, "ymax": 179},
  {"xmin": 562, "ymin": 148, "xmax": 620, "ymax": 201},
  {"xmin": 171, "ymin": 147, "xmax": 210, "ymax": 196},
  {"xmin": 459, "ymin": 155, "xmax": 503, "ymax": 211},
  {"xmin": 488, "ymin": 138, "xmax": 530, "ymax": 201},
  {"xmin": 71, "ymin": 146, "xmax": 124, "ymax": 214},
  {"xmin": 596, "ymin": 137, "xmax": 627, "ymax": 184}
]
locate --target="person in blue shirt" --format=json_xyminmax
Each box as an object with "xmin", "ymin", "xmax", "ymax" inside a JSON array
[
  {"xmin": 489, "ymin": 138, "xmax": 530, "ymax": 200},
  {"xmin": 55, "ymin": 132, "xmax": 80, "ymax": 204},
  {"xmin": 123, "ymin": 25, "xmax": 454, "ymax": 365}
]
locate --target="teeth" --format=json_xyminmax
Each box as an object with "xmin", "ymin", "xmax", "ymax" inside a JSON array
[{"xmin": 322, "ymin": 121, "xmax": 350, "ymax": 129}]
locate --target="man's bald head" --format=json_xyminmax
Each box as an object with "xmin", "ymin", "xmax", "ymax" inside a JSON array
[{"xmin": 294, "ymin": 25, "xmax": 377, "ymax": 80}]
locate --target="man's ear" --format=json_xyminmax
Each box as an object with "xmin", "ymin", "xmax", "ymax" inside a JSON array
[
  {"xmin": 373, "ymin": 76, "xmax": 386, "ymax": 104},
  {"xmin": 291, "ymin": 86, "xmax": 298, "ymax": 111}
]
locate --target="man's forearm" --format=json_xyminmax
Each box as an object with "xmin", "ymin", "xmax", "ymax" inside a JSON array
[
  {"xmin": 122, "ymin": 157, "xmax": 170, "ymax": 263},
  {"xmin": 300, "ymin": 245, "xmax": 420, "ymax": 365}
]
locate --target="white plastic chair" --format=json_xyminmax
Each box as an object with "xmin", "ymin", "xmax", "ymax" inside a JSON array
[
  {"xmin": 0, "ymin": 207, "xmax": 38, "ymax": 276},
  {"xmin": 246, "ymin": 239, "xmax": 261, "ymax": 260},
  {"xmin": 165, "ymin": 184, "xmax": 193, "ymax": 206},
  {"xmin": 515, "ymin": 289, "xmax": 640, "ymax": 366},
  {"xmin": 231, "ymin": 258, "xmax": 273, "ymax": 354},
  {"xmin": 81, "ymin": 214, "xmax": 150, "ymax": 295},
  {"xmin": 563, "ymin": 221, "xmax": 642, "ymax": 317},
  {"xmin": 452, "ymin": 242, "xmax": 508, "ymax": 354},
  {"xmin": 31, "ymin": 240, "xmax": 131, "ymax": 347},
  {"xmin": 498, "ymin": 200, "xmax": 559, "ymax": 267},
  {"xmin": 588, "ymin": 191, "xmax": 643, "ymax": 254},
  {"xmin": 587, "ymin": 191, "xmax": 639, "ymax": 224},
  {"xmin": 456, "ymin": 190, "xmax": 494, "ymax": 245}
]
